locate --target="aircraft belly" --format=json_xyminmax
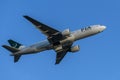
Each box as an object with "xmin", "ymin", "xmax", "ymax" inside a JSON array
[
  {"xmin": 14, "ymin": 48, "xmax": 36, "ymax": 55},
  {"xmin": 35, "ymin": 41, "xmax": 52, "ymax": 51},
  {"xmin": 15, "ymin": 40, "xmax": 52, "ymax": 55}
]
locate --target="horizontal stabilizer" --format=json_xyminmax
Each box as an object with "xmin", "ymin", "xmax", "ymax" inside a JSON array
[
  {"xmin": 2, "ymin": 45, "xmax": 19, "ymax": 53},
  {"xmin": 2, "ymin": 45, "xmax": 21, "ymax": 62}
]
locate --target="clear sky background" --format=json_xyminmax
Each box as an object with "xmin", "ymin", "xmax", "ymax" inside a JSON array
[{"xmin": 0, "ymin": 0, "xmax": 120, "ymax": 80}]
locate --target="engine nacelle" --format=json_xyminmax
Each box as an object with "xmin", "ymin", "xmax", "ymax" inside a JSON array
[
  {"xmin": 70, "ymin": 45, "xmax": 80, "ymax": 53},
  {"xmin": 62, "ymin": 29, "xmax": 70, "ymax": 36}
]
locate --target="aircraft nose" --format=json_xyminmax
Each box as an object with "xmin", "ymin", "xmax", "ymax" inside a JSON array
[
  {"xmin": 102, "ymin": 26, "xmax": 106, "ymax": 30},
  {"xmin": 99, "ymin": 25, "xmax": 106, "ymax": 32}
]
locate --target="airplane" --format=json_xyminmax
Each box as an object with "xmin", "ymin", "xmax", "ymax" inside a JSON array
[{"xmin": 2, "ymin": 16, "xmax": 106, "ymax": 64}]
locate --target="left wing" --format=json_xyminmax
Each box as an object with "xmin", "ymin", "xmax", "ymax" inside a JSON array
[
  {"xmin": 23, "ymin": 16, "xmax": 60, "ymax": 37},
  {"xmin": 14, "ymin": 55, "xmax": 21, "ymax": 63},
  {"xmin": 55, "ymin": 43, "xmax": 72, "ymax": 64},
  {"xmin": 55, "ymin": 49, "xmax": 68, "ymax": 64}
]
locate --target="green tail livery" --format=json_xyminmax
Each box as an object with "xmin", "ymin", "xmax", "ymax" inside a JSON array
[{"xmin": 2, "ymin": 39, "xmax": 23, "ymax": 62}]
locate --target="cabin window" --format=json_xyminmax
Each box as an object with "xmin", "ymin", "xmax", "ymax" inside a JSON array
[{"xmin": 81, "ymin": 27, "xmax": 91, "ymax": 32}]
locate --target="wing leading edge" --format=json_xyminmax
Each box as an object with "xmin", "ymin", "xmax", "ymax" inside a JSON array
[{"xmin": 23, "ymin": 16, "xmax": 60, "ymax": 37}]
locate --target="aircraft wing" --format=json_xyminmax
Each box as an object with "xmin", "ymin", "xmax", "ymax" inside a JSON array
[
  {"xmin": 23, "ymin": 16, "xmax": 60, "ymax": 37},
  {"xmin": 55, "ymin": 49, "xmax": 68, "ymax": 64},
  {"xmin": 14, "ymin": 55, "xmax": 21, "ymax": 62},
  {"xmin": 55, "ymin": 43, "xmax": 72, "ymax": 64}
]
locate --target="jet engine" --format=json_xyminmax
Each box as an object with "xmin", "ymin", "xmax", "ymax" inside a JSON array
[
  {"xmin": 62, "ymin": 29, "xmax": 70, "ymax": 36},
  {"xmin": 69, "ymin": 45, "xmax": 80, "ymax": 53}
]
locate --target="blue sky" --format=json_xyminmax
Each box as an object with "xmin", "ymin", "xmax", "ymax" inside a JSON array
[{"xmin": 0, "ymin": 0, "xmax": 120, "ymax": 80}]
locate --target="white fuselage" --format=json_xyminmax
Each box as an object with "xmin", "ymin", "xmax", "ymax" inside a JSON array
[{"xmin": 15, "ymin": 25, "xmax": 106, "ymax": 55}]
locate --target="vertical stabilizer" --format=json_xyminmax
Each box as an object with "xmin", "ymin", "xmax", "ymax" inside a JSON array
[
  {"xmin": 8, "ymin": 39, "xmax": 25, "ymax": 49},
  {"xmin": 8, "ymin": 39, "xmax": 22, "ymax": 49}
]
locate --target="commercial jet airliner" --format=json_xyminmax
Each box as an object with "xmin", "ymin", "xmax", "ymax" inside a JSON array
[{"xmin": 2, "ymin": 16, "xmax": 106, "ymax": 64}]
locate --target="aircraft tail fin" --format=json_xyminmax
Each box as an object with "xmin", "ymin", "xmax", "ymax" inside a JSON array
[
  {"xmin": 8, "ymin": 39, "xmax": 21, "ymax": 48},
  {"xmin": 8, "ymin": 39, "xmax": 25, "ymax": 49},
  {"xmin": 2, "ymin": 45, "xmax": 21, "ymax": 63}
]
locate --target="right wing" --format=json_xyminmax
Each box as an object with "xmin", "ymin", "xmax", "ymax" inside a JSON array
[{"xmin": 23, "ymin": 16, "xmax": 60, "ymax": 37}]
